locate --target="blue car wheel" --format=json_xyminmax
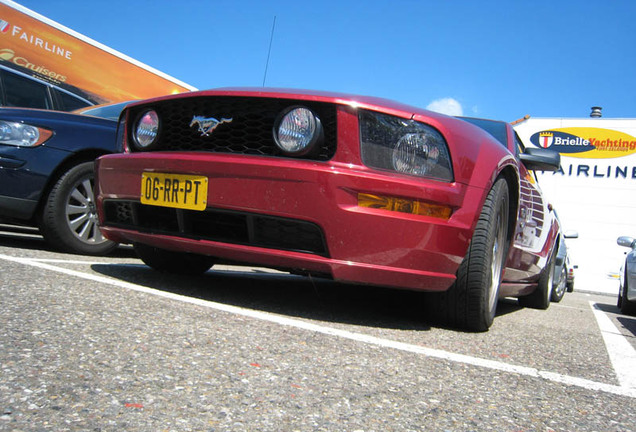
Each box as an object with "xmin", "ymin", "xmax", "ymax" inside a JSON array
[{"xmin": 39, "ymin": 161, "xmax": 117, "ymax": 255}]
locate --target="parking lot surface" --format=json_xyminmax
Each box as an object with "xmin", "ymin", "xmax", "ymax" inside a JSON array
[{"xmin": 1, "ymin": 224, "xmax": 635, "ymax": 431}]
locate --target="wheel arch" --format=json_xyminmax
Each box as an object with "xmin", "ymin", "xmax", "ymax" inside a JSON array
[{"xmin": 496, "ymin": 164, "xmax": 519, "ymax": 248}]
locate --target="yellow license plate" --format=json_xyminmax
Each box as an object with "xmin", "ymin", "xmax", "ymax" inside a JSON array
[{"xmin": 141, "ymin": 172, "xmax": 208, "ymax": 211}]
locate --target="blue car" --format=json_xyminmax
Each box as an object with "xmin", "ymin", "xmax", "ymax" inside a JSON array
[{"xmin": 0, "ymin": 102, "xmax": 127, "ymax": 254}]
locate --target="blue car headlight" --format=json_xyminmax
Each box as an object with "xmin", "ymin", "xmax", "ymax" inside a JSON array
[
  {"xmin": 0, "ymin": 120, "xmax": 53, "ymax": 147},
  {"xmin": 360, "ymin": 110, "xmax": 453, "ymax": 181}
]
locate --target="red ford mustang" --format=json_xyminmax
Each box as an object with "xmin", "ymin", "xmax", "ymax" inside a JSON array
[{"xmin": 95, "ymin": 88, "xmax": 561, "ymax": 331}]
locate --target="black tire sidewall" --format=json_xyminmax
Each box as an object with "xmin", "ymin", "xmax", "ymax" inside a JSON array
[
  {"xmin": 475, "ymin": 179, "xmax": 510, "ymax": 328},
  {"xmin": 39, "ymin": 161, "xmax": 116, "ymax": 255},
  {"xmin": 620, "ymin": 276, "xmax": 636, "ymax": 315},
  {"xmin": 441, "ymin": 178, "xmax": 510, "ymax": 332},
  {"xmin": 134, "ymin": 243, "xmax": 215, "ymax": 275}
]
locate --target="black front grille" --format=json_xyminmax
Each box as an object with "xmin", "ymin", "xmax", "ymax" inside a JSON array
[
  {"xmin": 103, "ymin": 200, "xmax": 329, "ymax": 257},
  {"xmin": 127, "ymin": 96, "xmax": 337, "ymax": 161}
]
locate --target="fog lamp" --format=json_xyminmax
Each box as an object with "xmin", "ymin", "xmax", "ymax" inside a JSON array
[
  {"xmin": 274, "ymin": 106, "xmax": 323, "ymax": 155},
  {"xmin": 133, "ymin": 110, "xmax": 160, "ymax": 150}
]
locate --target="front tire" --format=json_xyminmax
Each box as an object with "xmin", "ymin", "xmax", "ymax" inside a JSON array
[
  {"xmin": 134, "ymin": 243, "xmax": 215, "ymax": 275},
  {"xmin": 618, "ymin": 274, "xmax": 636, "ymax": 315},
  {"xmin": 436, "ymin": 178, "xmax": 510, "ymax": 332},
  {"xmin": 39, "ymin": 161, "xmax": 117, "ymax": 255}
]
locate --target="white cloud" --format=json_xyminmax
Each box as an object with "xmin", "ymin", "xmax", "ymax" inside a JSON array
[{"xmin": 426, "ymin": 98, "xmax": 463, "ymax": 116}]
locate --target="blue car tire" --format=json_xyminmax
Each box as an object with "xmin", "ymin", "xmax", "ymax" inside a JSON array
[{"xmin": 39, "ymin": 161, "xmax": 117, "ymax": 255}]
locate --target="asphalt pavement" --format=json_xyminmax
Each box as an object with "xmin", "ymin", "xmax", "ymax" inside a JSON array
[{"xmin": 1, "ymin": 225, "xmax": 635, "ymax": 431}]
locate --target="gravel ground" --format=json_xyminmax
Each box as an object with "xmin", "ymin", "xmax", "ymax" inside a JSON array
[{"xmin": 1, "ymin": 231, "xmax": 635, "ymax": 431}]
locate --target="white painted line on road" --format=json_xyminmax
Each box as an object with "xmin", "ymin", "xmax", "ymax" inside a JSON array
[
  {"xmin": 2, "ymin": 252, "xmax": 635, "ymax": 399},
  {"xmin": 25, "ymin": 258, "xmax": 288, "ymax": 274},
  {"xmin": 590, "ymin": 301, "xmax": 636, "ymax": 389},
  {"xmin": 26, "ymin": 258, "xmax": 111, "ymax": 265}
]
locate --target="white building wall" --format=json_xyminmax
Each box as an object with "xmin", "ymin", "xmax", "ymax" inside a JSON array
[{"xmin": 514, "ymin": 118, "xmax": 636, "ymax": 294}]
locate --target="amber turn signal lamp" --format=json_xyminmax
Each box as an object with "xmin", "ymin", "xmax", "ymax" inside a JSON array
[{"xmin": 357, "ymin": 193, "xmax": 452, "ymax": 220}]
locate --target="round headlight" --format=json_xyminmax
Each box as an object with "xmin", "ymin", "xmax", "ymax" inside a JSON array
[
  {"xmin": 392, "ymin": 133, "xmax": 441, "ymax": 177},
  {"xmin": 274, "ymin": 106, "xmax": 323, "ymax": 155},
  {"xmin": 133, "ymin": 110, "xmax": 160, "ymax": 150}
]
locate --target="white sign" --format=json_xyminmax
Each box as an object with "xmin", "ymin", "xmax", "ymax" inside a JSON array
[{"xmin": 514, "ymin": 118, "xmax": 636, "ymax": 295}]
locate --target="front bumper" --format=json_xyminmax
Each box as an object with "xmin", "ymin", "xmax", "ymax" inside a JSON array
[
  {"xmin": 0, "ymin": 146, "xmax": 69, "ymax": 220},
  {"xmin": 96, "ymin": 152, "xmax": 484, "ymax": 292}
]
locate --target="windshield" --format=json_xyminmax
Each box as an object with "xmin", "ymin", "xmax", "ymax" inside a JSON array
[{"xmin": 459, "ymin": 117, "xmax": 508, "ymax": 148}]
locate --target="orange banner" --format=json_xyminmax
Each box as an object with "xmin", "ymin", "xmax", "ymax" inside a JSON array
[{"xmin": 0, "ymin": 1, "xmax": 194, "ymax": 104}]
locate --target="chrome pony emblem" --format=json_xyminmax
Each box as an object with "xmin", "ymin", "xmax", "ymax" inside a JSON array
[{"xmin": 189, "ymin": 115, "xmax": 233, "ymax": 136}]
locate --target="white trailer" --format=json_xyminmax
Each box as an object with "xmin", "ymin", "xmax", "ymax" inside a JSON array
[{"xmin": 0, "ymin": 0, "xmax": 195, "ymax": 105}]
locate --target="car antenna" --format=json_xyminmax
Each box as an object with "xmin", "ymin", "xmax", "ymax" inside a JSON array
[
  {"xmin": 511, "ymin": 115, "xmax": 530, "ymax": 125},
  {"xmin": 262, "ymin": 16, "xmax": 277, "ymax": 87}
]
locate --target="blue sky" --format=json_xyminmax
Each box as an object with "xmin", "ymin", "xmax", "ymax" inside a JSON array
[{"xmin": 16, "ymin": 0, "xmax": 636, "ymax": 121}]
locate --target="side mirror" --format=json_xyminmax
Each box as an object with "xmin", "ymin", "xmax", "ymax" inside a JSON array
[
  {"xmin": 617, "ymin": 236, "xmax": 636, "ymax": 249},
  {"xmin": 519, "ymin": 147, "xmax": 561, "ymax": 172},
  {"xmin": 564, "ymin": 230, "xmax": 579, "ymax": 239}
]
